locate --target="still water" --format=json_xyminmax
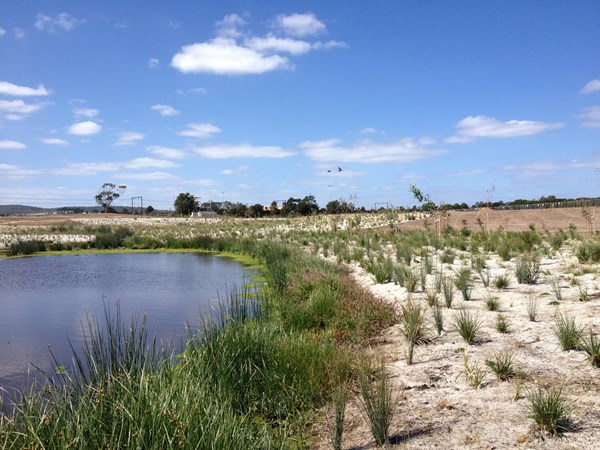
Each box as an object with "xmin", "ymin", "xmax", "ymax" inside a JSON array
[{"xmin": 0, "ymin": 252, "xmax": 254, "ymax": 391}]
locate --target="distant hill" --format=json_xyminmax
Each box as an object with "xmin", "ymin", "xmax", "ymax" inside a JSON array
[{"xmin": 0, "ymin": 205, "xmax": 164, "ymax": 216}]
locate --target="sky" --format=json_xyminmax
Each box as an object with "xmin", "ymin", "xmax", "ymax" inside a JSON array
[{"xmin": 0, "ymin": 1, "xmax": 599, "ymax": 210}]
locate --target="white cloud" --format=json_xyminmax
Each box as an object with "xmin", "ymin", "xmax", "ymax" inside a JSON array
[
  {"xmin": 360, "ymin": 127, "xmax": 385, "ymax": 136},
  {"xmin": 446, "ymin": 115, "xmax": 564, "ymax": 143},
  {"xmin": 145, "ymin": 146, "xmax": 187, "ymax": 159},
  {"xmin": 0, "ymin": 27, "xmax": 5, "ymax": 37},
  {"xmin": 301, "ymin": 138, "xmax": 446, "ymax": 164},
  {"xmin": 0, "ymin": 99, "xmax": 46, "ymax": 118},
  {"xmin": 577, "ymin": 106, "xmax": 600, "ymax": 128},
  {"xmin": 35, "ymin": 12, "xmax": 84, "ymax": 32},
  {"xmin": 274, "ymin": 13, "xmax": 326, "ymax": 37},
  {"xmin": 581, "ymin": 79, "xmax": 600, "ymax": 95},
  {"xmin": 194, "ymin": 143, "xmax": 295, "ymax": 158},
  {"xmin": 73, "ymin": 107, "xmax": 99, "ymax": 118},
  {"xmin": 178, "ymin": 122, "xmax": 221, "ymax": 138},
  {"xmin": 172, "ymin": 37, "xmax": 291, "ymax": 75},
  {"xmin": 0, "ymin": 163, "xmax": 40, "ymax": 178},
  {"xmin": 123, "ymin": 157, "xmax": 177, "ymax": 169},
  {"xmin": 499, "ymin": 159, "xmax": 598, "ymax": 173},
  {"xmin": 216, "ymin": 14, "xmax": 247, "ymax": 38},
  {"xmin": 54, "ymin": 162, "xmax": 118, "ymax": 175},
  {"xmin": 115, "ymin": 131, "xmax": 145, "ymax": 146},
  {"xmin": 151, "ymin": 104, "xmax": 180, "ymax": 116},
  {"xmin": 245, "ymin": 35, "xmax": 312, "ymax": 55},
  {"xmin": 0, "ymin": 140, "xmax": 26, "ymax": 149},
  {"xmin": 54, "ymin": 157, "xmax": 177, "ymax": 176},
  {"xmin": 68, "ymin": 121, "xmax": 101, "ymax": 135},
  {"xmin": 442, "ymin": 168, "xmax": 485, "ymax": 177},
  {"xmin": 0, "ymin": 81, "xmax": 49, "ymax": 96},
  {"xmin": 148, "ymin": 58, "xmax": 160, "ymax": 69},
  {"xmin": 13, "ymin": 28, "xmax": 25, "ymax": 39},
  {"xmin": 40, "ymin": 137, "xmax": 69, "ymax": 146}
]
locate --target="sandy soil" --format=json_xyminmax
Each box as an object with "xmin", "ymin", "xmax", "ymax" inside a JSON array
[
  {"xmin": 395, "ymin": 207, "xmax": 600, "ymax": 234},
  {"xmin": 311, "ymin": 231, "xmax": 600, "ymax": 448}
]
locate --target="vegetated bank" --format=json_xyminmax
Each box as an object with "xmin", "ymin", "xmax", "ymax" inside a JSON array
[{"xmin": 0, "ymin": 229, "xmax": 396, "ymax": 449}]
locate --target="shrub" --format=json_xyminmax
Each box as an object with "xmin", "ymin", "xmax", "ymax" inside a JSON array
[
  {"xmin": 495, "ymin": 314, "xmax": 510, "ymax": 333},
  {"xmin": 515, "ymin": 253, "xmax": 541, "ymax": 284},
  {"xmin": 7, "ymin": 239, "xmax": 47, "ymax": 256},
  {"xmin": 454, "ymin": 267, "xmax": 473, "ymax": 301},
  {"xmin": 485, "ymin": 350, "xmax": 515, "ymax": 381},
  {"xmin": 442, "ymin": 276, "xmax": 454, "ymax": 308},
  {"xmin": 580, "ymin": 330, "xmax": 600, "ymax": 367},
  {"xmin": 526, "ymin": 297, "xmax": 539, "ymax": 322},
  {"xmin": 357, "ymin": 361, "xmax": 400, "ymax": 447},
  {"xmin": 454, "ymin": 308, "xmax": 481, "ymax": 345},
  {"xmin": 554, "ymin": 311, "xmax": 583, "ymax": 351},
  {"xmin": 494, "ymin": 274, "xmax": 511, "ymax": 289},
  {"xmin": 400, "ymin": 299, "xmax": 429, "ymax": 365},
  {"xmin": 483, "ymin": 293, "xmax": 501, "ymax": 311},
  {"xmin": 528, "ymin": 386, "xmax": 574, "ymax": 436}
]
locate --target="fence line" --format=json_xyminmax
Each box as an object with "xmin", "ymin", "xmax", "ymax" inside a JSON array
[{"xmin": 494, "ymin": 199, "xmax": 600, "ymax": 211}]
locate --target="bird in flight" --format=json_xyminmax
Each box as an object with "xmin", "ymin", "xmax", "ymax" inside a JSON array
[{"xmin": 338, "ymin": 167, "xmax": 343, "ymax": 172}]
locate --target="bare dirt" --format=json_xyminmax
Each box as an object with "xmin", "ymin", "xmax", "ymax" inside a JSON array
[
  {"xmin": 311, "ymin": 209, "xmax": 600, "ymax": 449},
  {"xmin": 396, "ymin": 207, "xmax": 600, "ymax": 233}
]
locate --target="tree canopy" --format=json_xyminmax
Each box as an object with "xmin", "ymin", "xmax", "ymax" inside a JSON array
[
  {"xmin": 95, "ymin": 183, "xmax": 127, "ymax": 213},
  {"xmin": 174, "ymin": 193, "xmax": 199, "ymax": 216}
]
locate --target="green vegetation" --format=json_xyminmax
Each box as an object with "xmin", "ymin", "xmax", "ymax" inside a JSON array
[
  {"xmin": 0, "ymin": 237, "xmax": 396, "ymax": 448},
  {"xmin": 454, "ymin": 308, "xmax": 481, "ymax": 345},
  {"xmin": 528, "ymin": 386, "xmax": 574, "ymax": 436}
]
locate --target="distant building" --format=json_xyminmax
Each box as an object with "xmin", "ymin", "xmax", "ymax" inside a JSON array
[{"xmin": 190, "ymin": 211, "xmax": 218, "ymax": 218}]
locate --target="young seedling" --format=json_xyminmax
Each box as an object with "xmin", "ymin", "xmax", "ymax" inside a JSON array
[
  {"xmin": 485, "ymin": 350, "xmax": 516, "ymax": 381},
  {"xmin": 400, "ymin": 299, "xmax": 429, "ymax": 365},
  {"xmin": 454, "ymin": 308, "xmax": 482, "ymax": 345},
  {"xmin": 528, "ymin": 386, "xmax": 574, "ymax": 436}
]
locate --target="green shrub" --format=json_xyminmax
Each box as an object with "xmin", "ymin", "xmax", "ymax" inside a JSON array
[
  {"xmin": 554, "ymin": 311, "xmax": 583, "ymax": 351},
  {"xmin": 7, "ymin": 239, "xmax": 47, "ymax": 256},
  {"xmin": 454, "ymin": 308, "xmax": 481, "ymax": 345},
  {"xmin": 515, "ymin": 253, "xmax": 541, "ymax": 284},
  {"xmin": 485, "ymin": 350, "xmax": 515, "ymax": 380},
  {"xmin": 528, "ymin": 386, "xmax": 574, "ymax": 436},
  {"xmin": 400, "ymin": 299, "xmax": 428, "ymax": 365}
]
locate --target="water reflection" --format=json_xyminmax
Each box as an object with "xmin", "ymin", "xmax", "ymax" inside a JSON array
[{"xmin": 0, "ymin": 252, "xmax": 253, "ymax": 391}]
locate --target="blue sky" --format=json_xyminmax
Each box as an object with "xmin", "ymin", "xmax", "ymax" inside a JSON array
[{"xmin": 0, "ymin": 1, "xmax": 599, "ymax": 210}]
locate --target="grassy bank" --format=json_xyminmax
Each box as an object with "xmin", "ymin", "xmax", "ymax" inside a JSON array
[{"xmin": 0, "ymin": 235, "xmax": 396, "ymax": 449}]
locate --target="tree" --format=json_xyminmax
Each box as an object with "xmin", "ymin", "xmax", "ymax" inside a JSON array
[
  {"xmin": 95, "ymin": 183, "xmax": 127, "ymax": 213},
  {"xmin": 174, "ymin": 192, "xmax": 198, "ymax": 216}
]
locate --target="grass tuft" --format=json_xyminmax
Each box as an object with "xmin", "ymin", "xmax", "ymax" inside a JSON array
[{"xmin": 528, "ymin": 386, "xmax": 574, "ymax": 436}]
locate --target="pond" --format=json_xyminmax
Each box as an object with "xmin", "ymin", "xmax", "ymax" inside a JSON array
[{"xmin": 0, "ymin": 252, "xmax": 255, "ymax": 392}]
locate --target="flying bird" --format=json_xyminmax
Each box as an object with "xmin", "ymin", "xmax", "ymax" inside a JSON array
[{"xmin": 338, "ymin": 167, "xmax": 343, "ymax": 172}]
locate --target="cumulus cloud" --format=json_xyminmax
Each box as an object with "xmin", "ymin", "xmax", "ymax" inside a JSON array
[
  {"xmin": 151, "ymin": 104, "xmax": 180, "ymax": 116},
  {"xmin": 171, "ymin": 13, "xmax": 344, "ymax": 76},
  {"xmin": 274, "ymin": 13, "xmax": 326, "ymax": 36},
  {"xmin": 172, "ymin": 38, "xmax": 291, "ymax": 75},
  {"xmin": 0, "ymin": 81, "xmax": 50, "ymax": 96},
  {"xmin": 68, "ymin": 121, "xmax": 101, "ymax": 135},
  {"xmin": 577, "ymin": 106, "xmax": 600, "ymax": 128},
  {"xmin": 216, "ymin": 14, "xmax": 247, "ymax": 38},
  {"xmin": 73, "ymin": 107, "xmax": 99, "ymax": 118},
  {"xmin": 115, "ymin": 131, "xmax": 145, "ymax": 146},
  {"xmin": 35, "ymin": 12, "xmax": 85, "ymax": 32},
  {"xmin": 194, "ymin": 143, "xmax": 295, "ymax": 159},
  {"xmin": 0, "ymin": 99, "xmax": 46, "ymax": 119},
  {"xmin": 446, "ymin": 115, "xmax": 564, "ymax": 143},
  {"xmin": 301, "ymin": 138, "xmax": 446, "ymax": 164},
  {"xmin": 0, "ymin": 140, "xmax": 26, "ymax": 149},
  {"xmin": 581, "ymin": 79, "xmax": 600, "ymax": 95},
  {"xmin": 40, "ymin": 137, "xmax": 69, "ymax": 146},
  {"xmin": 145, "ymin": 146, "xmax": 187, "ymax": 159},
  {"xmin": 178, "ymin": 122, "xmax": 221, "ymax": 138}
]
